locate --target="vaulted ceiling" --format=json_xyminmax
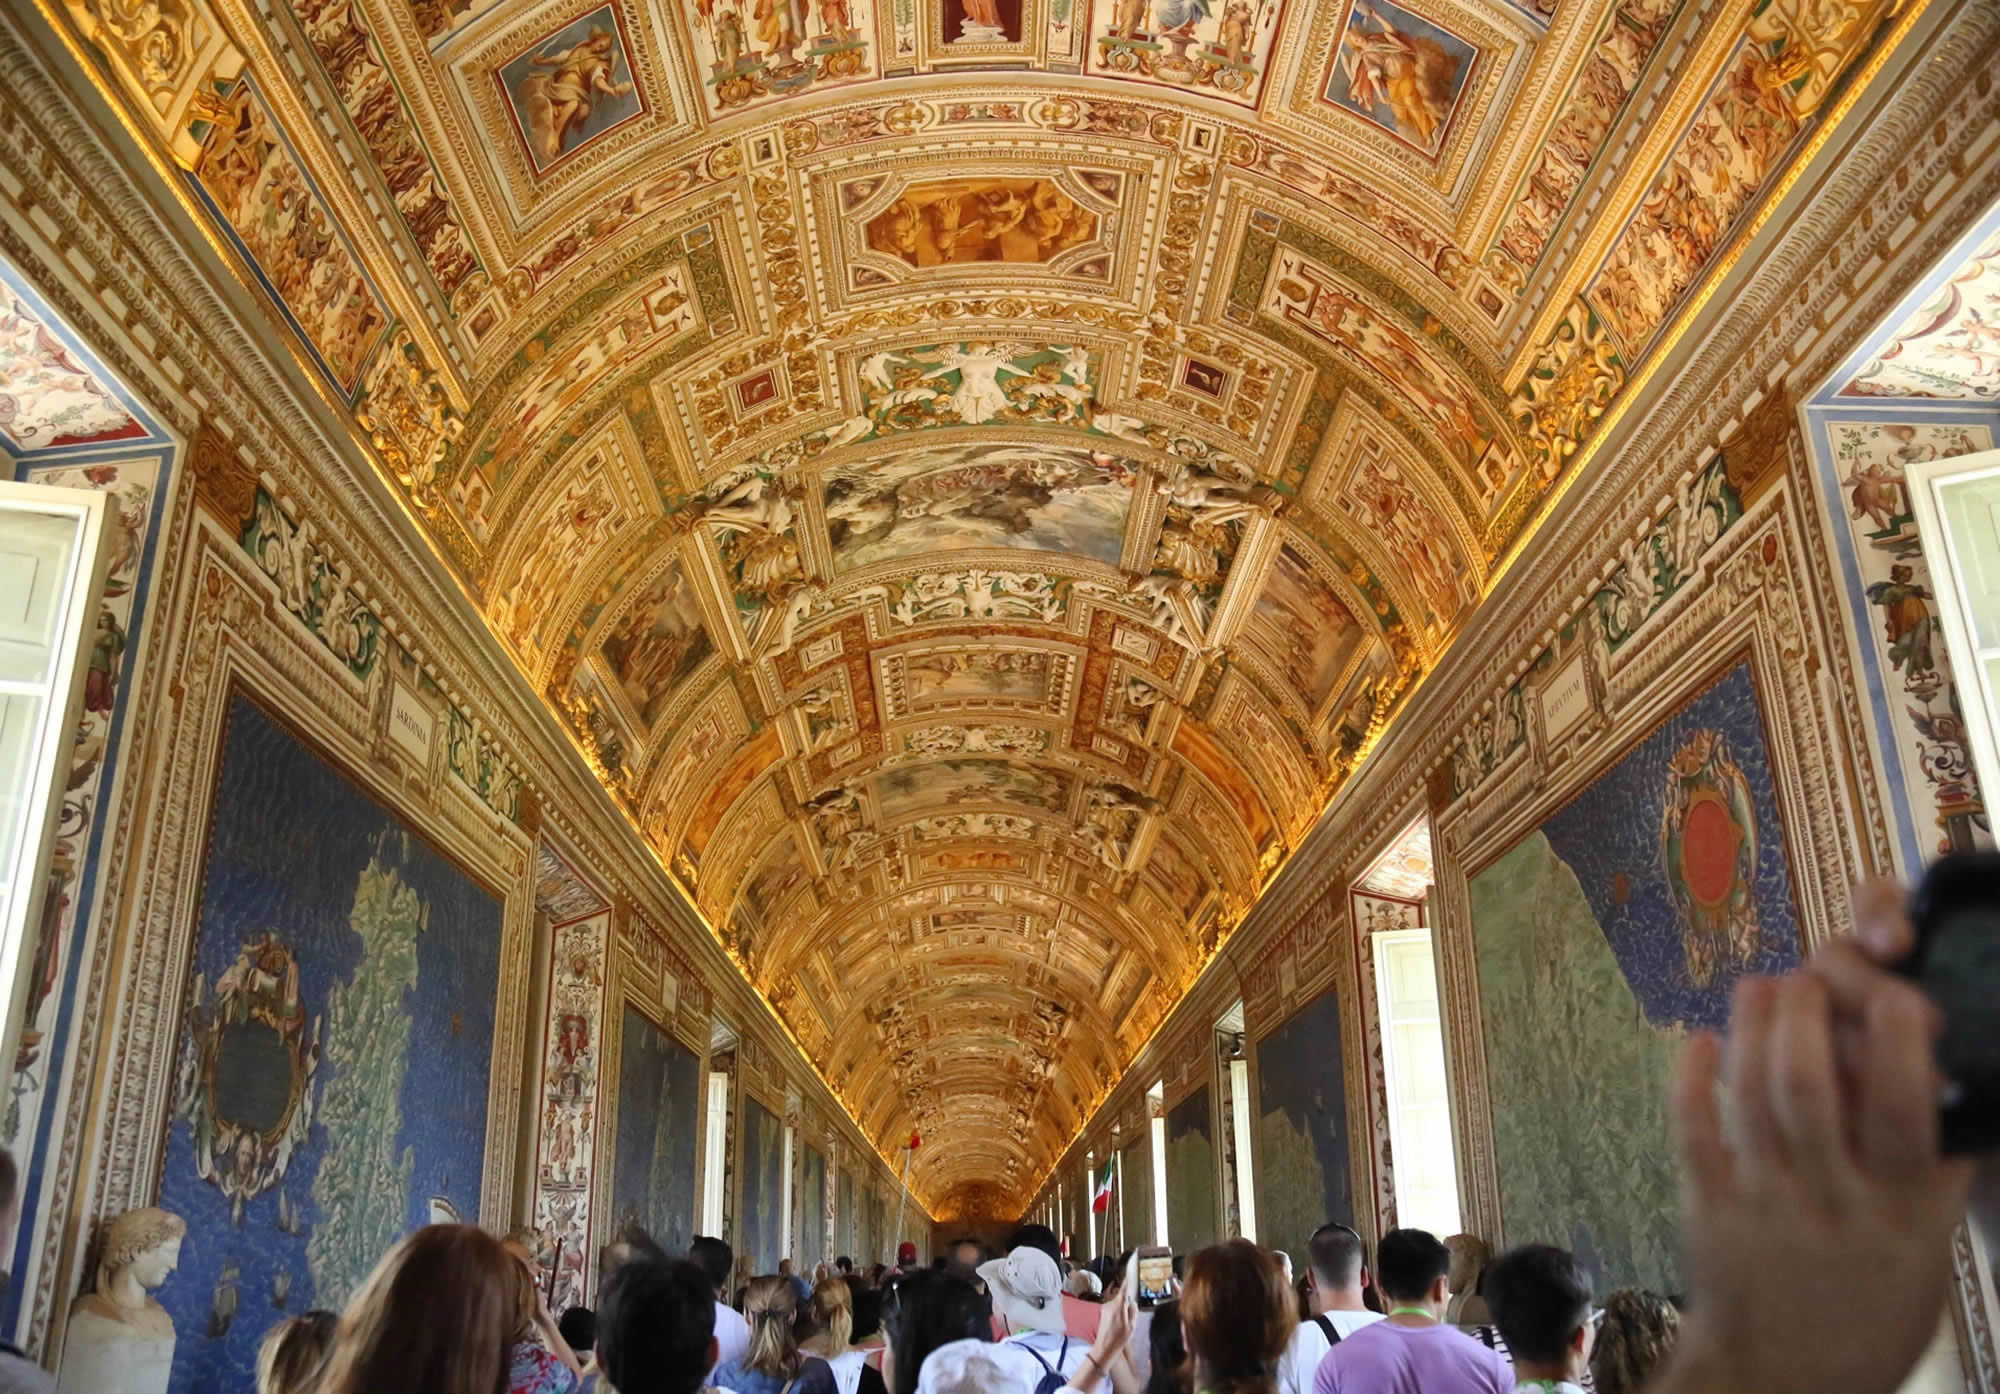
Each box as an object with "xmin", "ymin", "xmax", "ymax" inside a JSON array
[{"xmin": 54, "ymin": 0, "xmax": 1896, "ymax": 1214}]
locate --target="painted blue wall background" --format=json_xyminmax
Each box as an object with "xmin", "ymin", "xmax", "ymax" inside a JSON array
[
  {"xmin": 157, "ymin": 695, "xmax": 502, "ymax": 1393},
  {"xmin": 610, "ymin": 1004, "xmax": 701, "ymax": 1255},
  {"xmin": 739, "ymin": 1095, "xmax": 783, "ymax": 1274},
  {"xmin": 1254, "ymin": 990, "xmax": 1354, "ymax": 1270}
]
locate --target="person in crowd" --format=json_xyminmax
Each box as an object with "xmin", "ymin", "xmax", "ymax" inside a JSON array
[
  {"xmin": 981, "ymin": 1224, "xmax": 1104, "ymax": 1389},
  {"xmin": 898, "ymin": 1242, "xmax": 920, "ymax": 1270},
  {"xmin": 1064, "ymin": 1268, "xmax": 1102, "ymax": 1299},
  {"xmin": 562, "ymin": 1308, "xmax": 599, "ymax": 1367},
  {"xmin": 317, "ymin": 1224, "xmax": 518, "ymax": 1394},
  {"xmin": 1485, "ymin": 1245, "xmax": 1592, "ymax": 1394},
  {"xmin": 882, "ymin": 1270, "xmax": 991, "ymax": 1394},
  {"xmin": 595, "ymin": 1255, "xmax": 717, "ymax": 1394},
  {"xmin": 1443, "ymin": 1238, "xmax": 1492, "ymax": 1328},
  {"xmin": 909, "ymin": 1339, "xmax": 1048, "ymax": 1394},
  {"xmin": 0, "ymin": 1149, "xmax": 51, "ymax": 1394},
  {"xmin": 1311, "ymin": 1229, "xmax": 1509, "ymax": 1394},
  {"xmin": 1178, "ymin": 1240, "xmax": 1292, "ymax": 1394},
  {"xmin": 255, "ymin": 1310, "xmax": 338, "ymax": 1394},
  {"xmin": 1587, "ymin": 1291, "xmax": 1677, "ymax": 1394},
  {"xmin": 870, "ymin": 1264, "xmax": 890, "ymax": 1289},
  {"xmin": 950, "ymin": 1238, "xmax": 984, "ymax": 1272},
  {"xmin": 691, "ymin": 1236, "xmax": 753, "ymax": 1380},
  {"xmin": 712, "ymin": 1276, "xmax": 834, "ymax": 1394},
  {"xmin": 837, "ymin": 1257, "xmax": 855, "ymax": 1278},
  {"xmin": 507, "ymin": 1242, "xmax": 587, "ymax": 1394},
  {"xmin": 805, "ymin": 1275, "xmax": 887, "ymax": 1394},
  {"xmin": 1277, "ymin": 1223, "xmax": 1384, "ymax": 1394},
  {"xmin": 1144, "ymin": 1301, "xmax": 1188, "ymax": 1394},
  {"xmin": 1643, "ymin": 877, "xmax": 1982, "ymax": 1394},
  {"xmin": 782, "ymin": 1258, "xmax": 813, "ymax": 1307}
]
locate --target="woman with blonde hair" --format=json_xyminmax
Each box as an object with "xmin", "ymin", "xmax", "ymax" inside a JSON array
[
  {"xmin": 255, "ymin": 1309, "xmax": 338, "ymax": 1394},
  {"xmin": 713, "ymin": 1275, "xmax": 837, "ymax": 1394},
  {"xmin": 803, "ymin": 1276, "xmax": 886, "ymax": 1394},
  {"xmin": 316, "ymin": 1224, "xmax": 518, "ymax": 1394},
  {"xmin": 502, "ymin": 1239, "xmax": 585, "ymax": 1394},
  {"xmin": 1180, "ymin": 1240, "xmax": 1296, "ymax": 1394},
  {"xmin": 1590, "ymin": 1289, "xmax": 1680, "ymax": 1394}
]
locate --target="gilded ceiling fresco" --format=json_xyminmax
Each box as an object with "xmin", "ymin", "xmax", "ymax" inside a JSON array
[{"xmin": 49, "ymin": 0, "xmax": 1906, "ymax": 1214}]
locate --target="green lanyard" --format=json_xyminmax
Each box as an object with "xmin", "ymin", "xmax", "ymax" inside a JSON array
[
  {"xmin": 1514, "ymin": 1384, "xmax": 1569, "ymax": 1394},
  {"xmin": 1386, "ymin": 1306, "xmax": 1434, "ymax": 1320}
]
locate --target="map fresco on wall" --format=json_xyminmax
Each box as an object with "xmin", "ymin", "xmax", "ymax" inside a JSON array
[
  {"xmin": 1119, "ymin": 1134, "xmax": 1151, "ymax": 1247},
  {"xmin": 1163, "ymin": 1086, "xmax": 1217, "ymax": 1255},
  {"xmin": 1322, "ymin": 0, "xmax": 1480, "ymax": 157},
  {"xmin": 190, "ymin": 81, "xmax": 390, "ymax": 397},
  {"xmin": 1824, "ymin": 419, "xmax": 1994, "ymax": 858},
  {"xmin": 1839, "ymin": 227, "xmax": 2000, "ymax": 399},
  {"xmin": 1255, "ymin": 990, "xmax": 1354, "ymax": 1272},
  {"xmin": 610, "ymin": 1005, "xmax": 701, "ymax": 1254},
  {"xmin": 496, "ymin": 5, "xmax": 647, "ymax": 175},
  {"xmin": 1468, "ymin": 659, "xmax": 1801, "ymax": 1294},
  {"xmin": 160, "ymin": 696, "xmax": 503, "ymax": 1393},
  {"xmin": 801, "ymin": 1143, "xmax": 827, "ymax": 1264},
  {"xmin": 740, "ymin": 1094, "xmax": 785, "ymax": 1272}
]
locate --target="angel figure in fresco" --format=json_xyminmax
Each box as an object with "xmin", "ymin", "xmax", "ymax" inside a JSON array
[
  {"xmin": 515, "ymin": 28, "xmax": 634, "ymax": 164},
  {"xmin": 1866, "ymin": 564, "xmax": 1937, "ymax": 679},
  {"xmin": 916, "ymin": 343, "xmax": 1022, "ymax": 424},
  {"xmin": 1842, "ymin": 456, "xmax": 1909, "ymax": 536},
  {"xmin": 1340, "ymin": 5, "xmax": 1462, "ymax": 150}
]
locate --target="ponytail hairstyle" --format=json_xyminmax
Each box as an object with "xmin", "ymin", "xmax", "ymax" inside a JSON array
[
  {"xmin": 810, "ymin": 1276, "xmax": 855, "ymax": 1355},
  {"xmin": 742, "ymin": 1275, "xmax": 805, "ymax": 1379},
  {"xmin": 1180, "ymin": 1240, "xmax": 1296, "ymax": 1394}
]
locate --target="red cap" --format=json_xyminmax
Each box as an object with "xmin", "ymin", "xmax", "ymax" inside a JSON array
[{"xmin": 898, "ymin": 1241, "xmax": 918, "ymax": 1264}]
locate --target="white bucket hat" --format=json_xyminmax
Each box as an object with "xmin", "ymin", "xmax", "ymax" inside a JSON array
[
  {"xmin": 977, "ymin": 1245, "xmax": 1066, "ymax": 1334},
  {"xmin": 914, "ymin": 1338, "xmax": 1046, "ymax": 1394}
]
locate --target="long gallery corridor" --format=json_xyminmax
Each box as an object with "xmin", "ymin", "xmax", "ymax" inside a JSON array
[{"xmin": 0, "ymin": 0, "xmax": 1996, "ymax": 1389}]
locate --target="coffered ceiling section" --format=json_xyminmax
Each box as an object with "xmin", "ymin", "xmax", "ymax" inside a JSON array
[{"xmin": 53, "ymin": 0, "xmax": 1902, "ymax": 1213}]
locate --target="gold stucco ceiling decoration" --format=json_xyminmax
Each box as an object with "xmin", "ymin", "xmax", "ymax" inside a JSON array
[{"xmin": 51, "ymin": 0, "xmax": 1908, "ymax": 1215}]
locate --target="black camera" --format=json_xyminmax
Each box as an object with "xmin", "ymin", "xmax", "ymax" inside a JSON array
[{"xmin": 1901, "ymin": 851, "xmax": 2000, "ymax": 1153}]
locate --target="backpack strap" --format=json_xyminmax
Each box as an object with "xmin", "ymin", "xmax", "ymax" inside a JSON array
[
  {"xmin": 1475, "ymin": 1327, "xmax": 1497, "ymax": 1349},
  {"xmin": 1312, "ymin": 1314, "xmax": 1341, "ymax": 1346}
]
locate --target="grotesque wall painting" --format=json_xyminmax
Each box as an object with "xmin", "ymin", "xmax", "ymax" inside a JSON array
[
  {"xmin": 191, "ymin": 81, "xmax": 389, "ymax": 397},
  {"xmin": 1322, "ymin": 0, "xmax": 1479, "ymax": 157},
  {"xmin": 1820, "ymin": 419, "xmax": 1994, "ymax": 857},
  {"xmin": 1254, "ymin": 990, "xmax": 1353, "ymax": 1271},
  {"xmin": 497, "ymin": 5, "xmax": 646, "ymax": 174},
  {"xmin": 531, "ymin": 913, "xmax": 608, "ymax": 1315},
  {"xmin": 1163, "ymin": 1086, "xmax": 1217, "ymax": 1254},
  {"xmin": 864, "ymin": 185, "xmax": 1097, "ymax": 266},
  {"xmin": 161, "ymin": 696, "xmax": 502, "ymax": 1392},
  {"xmin": 1468, "ymin": 659, "xmax": 1800, "ymax": 1295},
  {"xmin": 598, "ymin": 556, "xmax": 714, "ymax": 730},
  {"xmin": 1246, "ymin": 543, "xmax": 1364, "ymax": 711},
  {"xmin": 0, "ymin": 294, "xmax": 146, "ymax": 450},
  {"xmin": 1839, "ymin": 228, "xmax": 2000, "ymax": 399},
  {"xmin": 739, "ymin": 1094, "xmax": 785, "ymax": 1272},
  {"xmin": 835, "ymin": 344, "xmax": 1099, "ymax": 441},
  {"xmin": 824, "ymin": 442, "xmax": 1137, "ymax": 571},
  {"xmin": 1086, "ymin": 0, "xmax": 1279, "ymax": 106},
  {"xmin": 683, "ymin": 0, "xmax": 874, "ymax": 115},
  {"xmin": 611, "ymin": 1005, "xmax": 701, "ymax": 1254}
]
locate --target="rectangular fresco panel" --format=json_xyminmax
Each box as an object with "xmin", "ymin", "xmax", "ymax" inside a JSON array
[
  {"xmin": 1247, "ymin": 542, "xmax": 1364, "ymax": 710},
  {"xmin": 1084, "ymin": 0, "xmax": 1280, "ymax": 107},
  {"xmin": 682, "ymin": 0, "xmax": 875, "ymax": 118},
  {"xmin": 1119, "ymin": 1135, "xmax": 1152, "ymax": 1247},
  {"xmin": 497, "ymin": 5, "xmax": 647, "ymax": 175},
  {"xmin": 739, "ymin": 1094, "xmax": 785, "ymax": 1273},
  {"xmin": 1468, "ymin": 658, "xmax": 1801, "ymax": 1294},
  {"xmin": 159, "ymin": 695, "xmax": 503, "ymax": 1393},
  {"xmin": 610, "ymin": 1004, "xmax": 702, "ymax": 1254},
  {"xmin": 801, "ymin": 1143, "xmax": 827, "ymax": 1264},
  {"xmin": 837, "ymin": 1169, "xmax": 855, "ymax": 1258},
  {"xmin": 191, "ymin": 81, "xmax": 390, "ymax": 397},
  {"xmin": 0, "ymin": 293, "xmax": 147, "ymax": 451},
  {"xmin": 874, "ymin": 760, "xmax": 1069, "ymax": 820},
  {"xmin": 1164, "ymin": 1086, "xmax": 1217, "ymax": 1255},
  {"xmin": 825, "ymin": 442, "xmax": 1137, "ymax": 573},
  {"xmin": 1254, "ymin": 989, "xmax": 1354, "ymax": 1272},
  {"xmin": 1322, "ymin": 0, "xmax": 1479, "ymax": 157},
  {"xmin": 600, "ymin": 556, "xmax": 714, "ymax": 729}
]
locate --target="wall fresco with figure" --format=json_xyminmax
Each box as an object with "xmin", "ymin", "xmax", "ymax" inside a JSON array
[
  {"xmin": 1163, "ymin": 1086, "xmax": 1216, "ymax": 1255},
  {"xmin": 158, "ymin": 695, "xmax": 503, "ymax": 1393},
  {"xmin": 610, "ymin": 1004, "xmax": 701, "ymax": 1254},
  {"xmin": 1119, "ymin": 1134, "xmax": 1151, "ymax": 1248},
  {"xmin": 740, "ymin": 1094, "xmax": 785, "ymax": 1273},
  {"xmin": 836, "ymin": 1169, "xmax": 854, "ymax": 1259},
  {"xmin": 801, "ymin": 1143, "xmax": 827, "ymax": 1265},
  {"xmin": 1254, "ymin": 990, "xmax": 1353, "ymax": 1271},
  {"xmin": 1468, "ymin": 658, "xmax": 1801, "ymax": 1295}
]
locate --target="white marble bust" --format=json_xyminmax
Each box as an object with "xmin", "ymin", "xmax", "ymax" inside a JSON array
[{"xmin": 58, "ymin": 1207, "xmax": 187, "ymax": 1394}]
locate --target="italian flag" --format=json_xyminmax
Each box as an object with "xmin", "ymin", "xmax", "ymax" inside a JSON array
[{"xmin": 1090, "ymin": 1159, "xmax": 1116, "ymax": 1213}]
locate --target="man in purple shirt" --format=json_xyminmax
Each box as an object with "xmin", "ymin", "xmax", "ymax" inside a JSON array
[{"xmin": 1313, "ymin": 1229, "xmax": 1513, "ymax": 1394}]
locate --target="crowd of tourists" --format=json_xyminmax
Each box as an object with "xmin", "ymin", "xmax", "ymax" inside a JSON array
[{"xmin": 0, "ymin": 879, "xmax": 1977, "ymax": 1394}]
